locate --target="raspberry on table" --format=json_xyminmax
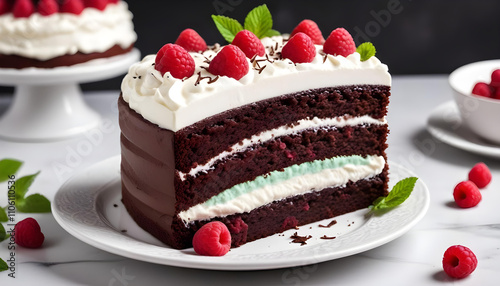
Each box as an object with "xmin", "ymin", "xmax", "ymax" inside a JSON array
[
  {"xmin": 60, "ymin": 0, "xmax": 84, "ymax": 15},
  {"xmin": 155, "ymin": 43, "xmax": 195, "ymax": 79},
  {"xmin": 192, "ymin": 221, "xmax": 231, "ymax": 256},
  {"xmin": 231, "ymin": 30, "xmax": 265, "ymax": 58},
  {"xmin": 12, "ymin": 0, "xmax": 34, "ymax": 18},
  {"xmin": 472, "ymin": 82, "xmax": 493, "ymax": 98},
  {"xmin": 175, "ymin": 28, "xmax": 207, "ymax": 53},
  {"xmin": 323, "ymin": 28, "xmax": 356, "ymax": 57},
  {"xmin": 208, "ymin": 44, "xmax": 249, "ymax": 80},
  {"xmin": 468, "ymin": 162, "xmax": 492, "ymax": 189},
  {"xmin": 14, "ymin": 217, "xmax": 45, "ymax": 248},
  {"xmin": 290, "ymin": 19, "xmax": 325, "ymax": 45},
  {"xmin": 281, "ymin": 32, "xmax": 316, "ymax": 64},
  {"xmin": 37, "ymin": 0, "xmax": 59, "ymax": 16},
  {"xmin": 442, "ymin": 245, "xmax": 478, "ymax": 279},
  {"xmin": 453, "ymin": 181, "xmax": 482, "ymax": 208}
]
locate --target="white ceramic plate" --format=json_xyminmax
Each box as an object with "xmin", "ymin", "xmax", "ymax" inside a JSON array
[
  {"xmin": 427, "ymin": 101, "xmax": 500, "ymax": 158},
  {"xmin": 53, "ymin": 156, "xmax": 429, "ymax": 271}
]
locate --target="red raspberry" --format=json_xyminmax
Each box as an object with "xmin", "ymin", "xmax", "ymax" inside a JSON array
[
  {"xmin": 60, "ymin": 0, "xmax": 84, "ymax": 15},
  {"xmin": 442, "ymin": 245, "xmax": 477, "ymax": 279},
  {"xmin": 14, "ymin": 217, "xmax": 45, "ymax": 248},
  {"xmin": 0, "ymin": 0, "xmax": 12, "ymax": 16},
  {"xmin": 492, "ymin": 87, "xmax": 500, "ymax": 100},
  {"xmin": 12, "ymin": 0, "xmax": 34, "ymax": 18},
  {"xmin": 490, "ymin": 69, "xmax": 500, "ymax": 88},
  {"xmin": 155, "ymin": 44, "xmax": 195, "ymax": 79},
  {"xmin": 323, "ymin": 28, "xmax": 356, "ymax": 57},
  {"xmin": 175, "ymin": 29, "xmax": 207, "ymax": 53},
  {"xmin": 84, "ymin": 0, "xmax": 107, "ymax": 10},
  {"xmin": 281, "ymin": 32, "xmax": 316, "ymax": 64},
  {"xmin": 472, "ymin": 82, "xmax": 493, "ymax": 98},
  {"xmin": 290, "ymin": 19, "xmax": 325, "ymax": 45},
  {"xmin": 37, "ymin": 0, "xmax": 59, "ymax": 16},
  {"xmin": 468, "ymin": 162, "xmax": 492, "ymax": 189},
  {"xmin": 108, "ymin": 0, "xmax": 119, "ymax": 3},
  {"xmin": 192, "ymin": 221, "xmax": 231, "ymax": 256},
  {"xmin": 453, "ymin": 181, "xmax": 482, "ymax": 208},
  {"xmin": 209, "ymin": 44, "xmax": 249, "ymax": 80},
  {"xmin": 231, "ymin": 30, "xmax": 265, "ymax": 58}
]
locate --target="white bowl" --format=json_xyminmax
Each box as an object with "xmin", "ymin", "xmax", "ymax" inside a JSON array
[{"xmin": 449, "ymin": 60, "xmax": 500, "ymax": 144}]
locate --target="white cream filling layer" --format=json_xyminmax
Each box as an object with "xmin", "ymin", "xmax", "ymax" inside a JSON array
[
  {"xmin": 121, "ymin": 36, "xmax": 391, "ymax": 132},
  {"xmin": 178, "ymin": 115, "xmax": 387, "ymax": 181},
  {"xmin": 0, "ymin": 2, "xmax": 136, "ymax": 60},
  {"xmin": 178, "ymin": 155, "xmax": 385, "ymax": 224}
]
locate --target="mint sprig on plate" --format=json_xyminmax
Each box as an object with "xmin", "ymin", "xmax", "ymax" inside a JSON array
[
  {"xmin": 212, "ymin": 4, "xmax": 280, "ymax": 42},
  {"xmin": 371, "ymin": 177, "xmax": 418, "ymax": 211},
  {"xmin": 356, "ymin": 42, "xmax": 376, "ymax": 62}
]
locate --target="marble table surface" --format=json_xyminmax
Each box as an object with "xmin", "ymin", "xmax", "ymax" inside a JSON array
[{"xmin": 1, "ymin": 75, "xmax": 500, "ymax": 285}]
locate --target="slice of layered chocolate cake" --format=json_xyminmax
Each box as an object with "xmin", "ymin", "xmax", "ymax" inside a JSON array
[{"xmin": 119, "ymin": 14, "xmax": 391, "ymax": 250}]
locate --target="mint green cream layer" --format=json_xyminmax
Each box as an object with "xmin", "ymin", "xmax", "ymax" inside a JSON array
[{"xmin": 204, "ymin": 155, "xmax": 374, "ymax": 207}]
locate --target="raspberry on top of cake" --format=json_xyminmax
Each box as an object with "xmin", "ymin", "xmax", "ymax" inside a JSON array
[
  {"xmin": 0, "ymin": 0, "xmax": 137, "ymax": 68},
  {"xmin": 119, "ymin": 4, "xmax": 391, "ymax": 250}
]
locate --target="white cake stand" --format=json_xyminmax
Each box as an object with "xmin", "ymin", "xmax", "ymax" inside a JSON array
[{"xmin": 0, "ymin": 48, "xmax": 140, "ymax": 142}]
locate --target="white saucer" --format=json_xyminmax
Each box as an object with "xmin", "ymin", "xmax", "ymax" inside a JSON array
[
  {"xmin": 427, "ymin": 101, "xmax": 500, "ymax": 158},
  {"xmin": 53, "ymin": 156, "xmax": 429, "ymax": 271}
]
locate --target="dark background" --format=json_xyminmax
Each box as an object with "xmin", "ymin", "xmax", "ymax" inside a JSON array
[{"xmin": 1, "ymin": 0, "xmax": 500, "ymax": 93}]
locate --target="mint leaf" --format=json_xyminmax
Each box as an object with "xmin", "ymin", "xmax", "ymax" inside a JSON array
[
  {"xmin": 0, "ymin": 208, "xmax": 7, "ymax": 223},
  {"xmin": 263, "ymin": 29, "xmax": 281, "ymax": 38},
  {"xmin": 212, "ymin": 15, "xmax": 243, "ymax": 43},
  {"xmin": 372, "ymin": 177, "xmax": 418, "ymax": 211},
  {"xmin": 14, "ymin": 172, "xmax": 40, "ymax": 200},
  {"xmin": 0, "ymin": 258, "xmax": 7, "ymax": 272},
  {"xmin": 356, "ymin": 42, "xmax": 376, "ymax": 61},
  {"xmin": 244, "ymin": 4, "xmax": 273, "ymax": 39},
  {"xmin": 0, "ymin": 159, "xmax": 22, "ymax": 183},
  {"xmin": 17, "ymin": 194, "xmax": 51, "ymax": 213},
  {"xmin": 0, "ymin": 223, "xmax": 6, "ymax": 242}
]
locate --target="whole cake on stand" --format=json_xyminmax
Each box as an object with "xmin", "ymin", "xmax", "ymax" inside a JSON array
[{"xmin": 0, "ymin": 0, "xmax": 138, "ymax": 141}]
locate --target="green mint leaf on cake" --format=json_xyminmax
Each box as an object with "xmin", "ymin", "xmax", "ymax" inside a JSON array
[
  {"xmin": 371, "ymin": 177, "xmax": 418, "ymax": 211},
  {"xmin": 244, "ymin": 4, "xmax": 273, "ymax": 39},
  {"xmin": 17, "ymin": 194, "xmax": 51, "ymax": 213},
  {"xmin": 356, "ymin": 42, "xmax": 376, "ymax": 61},
  {"xmin": 0, "ymin": 258, "xmax": 8, "ymax": 272},
  {"xmin": 212, "ymin": 4, "xmax": 280, "ymax": 42},
  {"xmin": 212, "ymin": 15, "xmax": 244, "ymax": 43},
  {"xmin": 0, "ymin": 159, "xmax": 22, "ymax": 183},
  {"xmin": 263, "ymin": 29, "xmax": 281, "ymax": 38}
]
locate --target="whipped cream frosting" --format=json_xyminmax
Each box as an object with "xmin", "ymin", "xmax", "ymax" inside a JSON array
[
  {"xmin": 121, "ymin": 36, "xmax": 391, "ymax": 132},
  {"xmin": 178, "ymin": 155, "xmax": 386, "ymax": 223},
  {"xmin": 179, "ymin": 115, "xmax": 387, "ymax": 180},
  {"xmin": 0, "ymin": 2, "xmax": 137, "ymax": 60}
]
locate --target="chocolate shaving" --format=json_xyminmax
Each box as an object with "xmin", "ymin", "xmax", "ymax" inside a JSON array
[
  {"xmin": 319, "ymin": 220, "xmax": 337, "ymax": 228},
  {"xmin": 194, "ymin": 72, "xmax": 219, "ymax": 86},
  {"xmin": 269, "ymin": 45, "xmax": 275, "ymax": 56},
  {"xmin": 255, "ymin": 65, "xmax": 266, "ymax": 74},
  {"xmin": 290, "ymin": 232, "xmax": 312, "ymax": 246},
  {"xmin": 323, "ymin": 54, "xmax": 328, "ymax": 63},
  {"xmin": 320, "ymin": 235, "xmax": 336, "ymax": 240}
]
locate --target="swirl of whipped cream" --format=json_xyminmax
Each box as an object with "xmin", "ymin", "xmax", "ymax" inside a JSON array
[
  {"xmin": 121, "ymin": 36, "xmax": 391, "ymax": 132},
  {"xmin": 0, "ymin": 2, "xmax": 137, "ymax": 60}
]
